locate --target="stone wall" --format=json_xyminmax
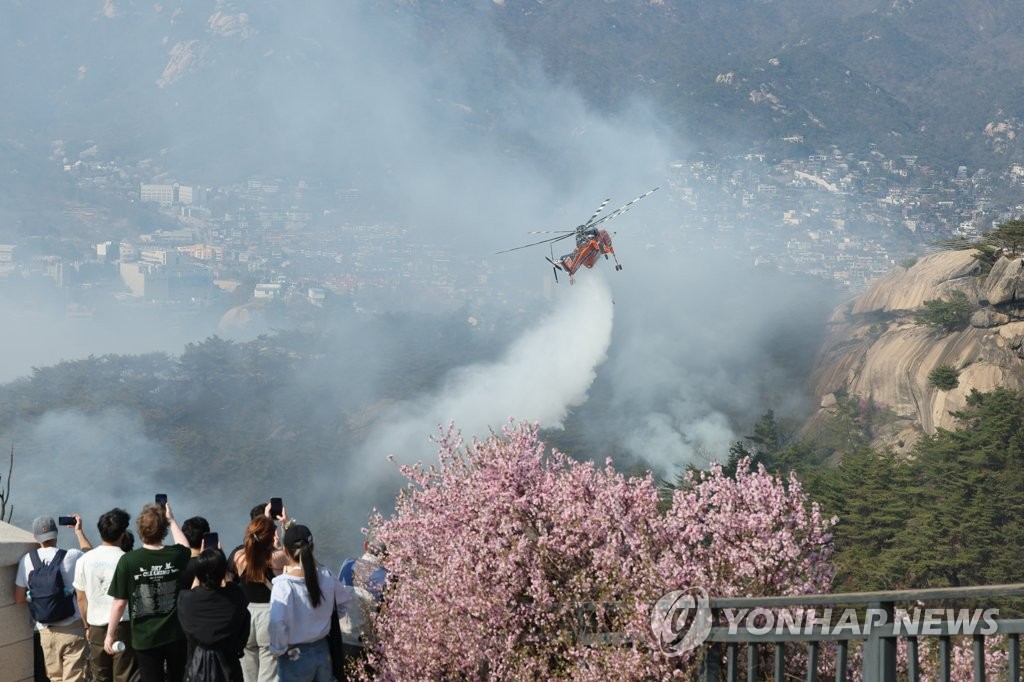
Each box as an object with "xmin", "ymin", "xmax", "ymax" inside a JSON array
[{"xmin": 0, "ymin": 521, "xmax": 37, "ymax": 682}]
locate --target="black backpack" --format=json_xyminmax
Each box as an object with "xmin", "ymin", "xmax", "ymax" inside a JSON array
[{"xmin": 27, "ymin": 549, "xmax": 76, "ymax": 624}]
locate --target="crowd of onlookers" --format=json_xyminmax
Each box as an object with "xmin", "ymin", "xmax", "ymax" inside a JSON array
[{"xmin": 13, "ymin": 497, "xmax": 387, "ymax": 682}]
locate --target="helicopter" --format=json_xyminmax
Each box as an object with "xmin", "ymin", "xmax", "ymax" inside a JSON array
[{"xmin": 496, "ymin": 187, "xmax": 659, "ymax": 284}]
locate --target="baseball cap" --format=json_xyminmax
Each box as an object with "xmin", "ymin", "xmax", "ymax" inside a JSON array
[
  {"xmin": 283, "ymin": 523, "xmax": 313, "ymax": 548},
  {"xmin": 32, "ymin": 516, "xmax": 58, "ymax": 542}
]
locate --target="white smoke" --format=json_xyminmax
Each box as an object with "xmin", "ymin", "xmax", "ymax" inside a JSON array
[
  {"xmin": 623, "ymin": 410, "xmax": 735, "ymax": 473},
  {"xmin": 346, "ymin": 274, "xmax": 615, "ymax": 492},
  {"xmin": 10, "ymin": 409, "xmax": 244, "ymax": 545}
]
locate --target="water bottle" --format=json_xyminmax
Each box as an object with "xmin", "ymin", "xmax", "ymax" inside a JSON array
[{"xmin": 112, "ymin": 641, "xmax": 126, "ymax": 653}]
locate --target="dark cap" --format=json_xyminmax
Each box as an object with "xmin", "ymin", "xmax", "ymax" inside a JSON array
[
  {"xmin": 283, "ymin": 524, "xmax": 313, "ymax": 548},
  {"xmin": 32, "ymin": 516, "xmax": 58, "ymax": 542}
]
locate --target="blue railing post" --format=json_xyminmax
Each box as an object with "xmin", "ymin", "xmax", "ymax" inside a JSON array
[
  {"xmin": 906, "ymin": 636, "xmax": 920, "ymax": 682},
  {"xmin": 972, "ymin": 634, "xmax": 985, "ymax": 682},
  {"xmin": 938, "ymin": 635, "xmax": 951, "ymax": 682},
  {"xmin": 806, "ymin": 641, "xmax": 819, "ymax": 682},
  {"xmin": 864, "ymin": 601, "xmax": 896, "ymax": 682},
  {"xmin": 835, "ymin": 640, "xmax": 847, "ymax": 682},
  {"xmin": 1010, "ymin": 633, "xmax": 1020, "ymax": 682},
  {"xmin": 701, "ymin": 642, "xmax": 722, "ymax": 682}
]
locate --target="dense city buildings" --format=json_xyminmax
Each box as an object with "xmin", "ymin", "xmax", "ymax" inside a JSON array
[{"xmin": 2, "ymin": 141, "xmax": 1020, "ymax": 322}]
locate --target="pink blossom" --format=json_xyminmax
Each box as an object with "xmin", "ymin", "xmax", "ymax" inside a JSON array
[{"xmin": 363, "ymin": 421, "xmax": 836, "ymax": 680}]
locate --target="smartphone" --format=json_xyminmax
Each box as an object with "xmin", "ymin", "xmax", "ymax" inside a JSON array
[
  {"xmin": 269, "ymin": 497, "xmax": 283, "ymax": 518},
  {"xmin": 58, "ymin": 516, "xmax": 76, "ymax": 526},
  {"xmin": 155, "ymin": 493, "xmax": 167, "ymax": 508},
  {"xmin": 203, "ymin": 531, "xmax": 219, "ymax": 549}
]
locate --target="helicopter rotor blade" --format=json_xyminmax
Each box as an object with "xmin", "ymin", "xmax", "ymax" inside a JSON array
[
  {"xmin": 584, "ymin": 198, "xmax": 611, "ymax": 228},
  {"xmin": 496, "ymin": 187, "xmax": 658, "ymax": 255},
  {"xmin": 589, "ymin": 186, "xmax": 660, "ymax": 229},
  {"xmin": 494, "ymin": 231, "xmax": 576, "ymax": 255}
]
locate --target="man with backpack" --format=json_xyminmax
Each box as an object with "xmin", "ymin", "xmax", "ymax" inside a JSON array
[{"xmin": 14, "ymin": 514, "xmax": 94, "ymax": 682}]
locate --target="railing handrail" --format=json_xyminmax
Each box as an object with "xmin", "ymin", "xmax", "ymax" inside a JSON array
[{"xmin": 710, "ymin": 583, "xmax": 1024, "ymax": 609}]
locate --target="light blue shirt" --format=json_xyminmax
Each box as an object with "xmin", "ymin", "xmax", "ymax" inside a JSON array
[{"xmin": 268, "ymin": 566, "xmax": 353, "ymax": 655}]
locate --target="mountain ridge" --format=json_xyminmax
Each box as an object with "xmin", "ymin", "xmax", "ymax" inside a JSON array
[{"xmin": 5, "ymin": 1, "xmax": 1024, "ymax": 173}]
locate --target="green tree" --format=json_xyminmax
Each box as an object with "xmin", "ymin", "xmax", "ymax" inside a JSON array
[
  {"xmin": 797, "ymin": 388, "xmax": 1024, "ymax": 593},
  {"xmin": 928, "ymin": 365, "xmax": 960, "ymax": 390},
  {"xmin": 971, "ymin": 242, "xmax": 1000, "ymax": 274},
  {"xmin": 809, "ymin": 448, "xmax": 916, "ymax": 590},
  {"xmin": 913, "ymin": 290, "xmax": 972, "ymax": 333},
  {"xmin": 984, "ymin": 219, "xmax": 1024, "ymax": 257},
  {"xmin": 885, "ymin": 389, "xmax": 1024, "ymax": 588},
  {"xmin": 898, "ymin": 390, "xmax": 1024, "ymax": 586},
  {"xmin": 726, "ymin": 409, "xmax": 781, "ymax": 474}
]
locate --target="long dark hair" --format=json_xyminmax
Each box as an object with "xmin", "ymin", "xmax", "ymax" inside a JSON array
[{"xmin": 285, "ymin": 527, "xmax": 323, "ymax": 608}]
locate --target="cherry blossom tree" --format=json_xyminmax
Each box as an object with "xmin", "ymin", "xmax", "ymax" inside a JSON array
[{"xmin": 364, "ymin": 421, "xmax": 836, "ymax": 680}]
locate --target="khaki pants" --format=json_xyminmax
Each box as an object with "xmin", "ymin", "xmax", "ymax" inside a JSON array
[
  {"xmin": 38, "ymin": 622, "xmax": 88, "ymax": 682},
  {"xmin": 86, "ymin": 621, "xmax": 137, "ymax": 682},
  {"xmin": 241, "ymin": 602, "xmax": 277, "ymax": 682}
]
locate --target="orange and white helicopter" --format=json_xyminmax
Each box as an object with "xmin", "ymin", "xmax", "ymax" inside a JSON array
[{"xmin": 496, "ymin": 187, "xmax": 659, "ymax": 284}]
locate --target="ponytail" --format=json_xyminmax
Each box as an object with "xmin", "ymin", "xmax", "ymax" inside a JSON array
[
  {"xmin": 297, "ymin": 542, "xmax": 323, "ymax": 608},
  {"xmin": 283, "ymin": 524, "xmax": 323, "ymax": 608},
  {"xmin": 241, "ymin": 516, "xmax": 276, "ymax": 584}
]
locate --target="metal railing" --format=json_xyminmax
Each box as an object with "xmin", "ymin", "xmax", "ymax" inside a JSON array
[{"xmin": 698, "ymin": 583, "xmax": 1024, "ymax": 681}]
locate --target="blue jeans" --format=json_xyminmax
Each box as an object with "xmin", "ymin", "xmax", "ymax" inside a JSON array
[{"xmin": 276, "ymin": 638, "xmax": 331, "ymax": 682}]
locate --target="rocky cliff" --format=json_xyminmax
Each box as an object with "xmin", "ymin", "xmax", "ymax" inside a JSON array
[{"xmin": 808, "ymin": 250, "xmax": 1024, "ymax": 452}]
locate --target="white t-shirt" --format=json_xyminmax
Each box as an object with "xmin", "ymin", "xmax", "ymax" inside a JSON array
[
  {"xmin": 72, "ymin": 544, "xmax": 127, "ymax": 626},
  {"xmin": 15, "ymin": 546, "xmax": 85, "ymax": 629}
]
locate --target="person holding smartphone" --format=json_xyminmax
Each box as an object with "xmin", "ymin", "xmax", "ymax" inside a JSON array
[
  {"xmin": 231, "ymin": 512, "xmax": 285, "ymax": 682},
  {"xmin": 73, "ymin": 508, "xmax": 138, "ymax": 682},
  {"xmin": 180, "ymin": 516, "xmax": 211, "ymax": 589},
  {"xmin": 13, "ymin": 514, "xmax": 93, "ymax": 682},
  {"xmin": 104, "ymin": 501, "xmax": 191, "ymax": 682}
]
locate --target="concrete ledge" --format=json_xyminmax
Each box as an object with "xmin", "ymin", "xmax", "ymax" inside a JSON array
[
  {"xmin": 0, "ymin": 520, "xmax": 38, "ymax": 681},
  {"xmin": 0, "ymin": 521, "xmax": 33, "ymax": 565},
  {"xmin": 0, "ymin": 602, "xmax": 31, "ymax": 647},
  {"xmin": 0, "ymin": 640, "xmax": 33, "ymax": 682}
]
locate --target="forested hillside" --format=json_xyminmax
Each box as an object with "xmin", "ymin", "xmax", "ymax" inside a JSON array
[
  {"xmin": 0, "ymin": 310, "xmax": 500, "ymax": 562},
  {"xmin": 5, "ymin": 315, "xmax": 1024, "ymax": 591},
  {"xmin": 725, "ymin": 388, "xmax": 1024, "ymax": 595}
]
